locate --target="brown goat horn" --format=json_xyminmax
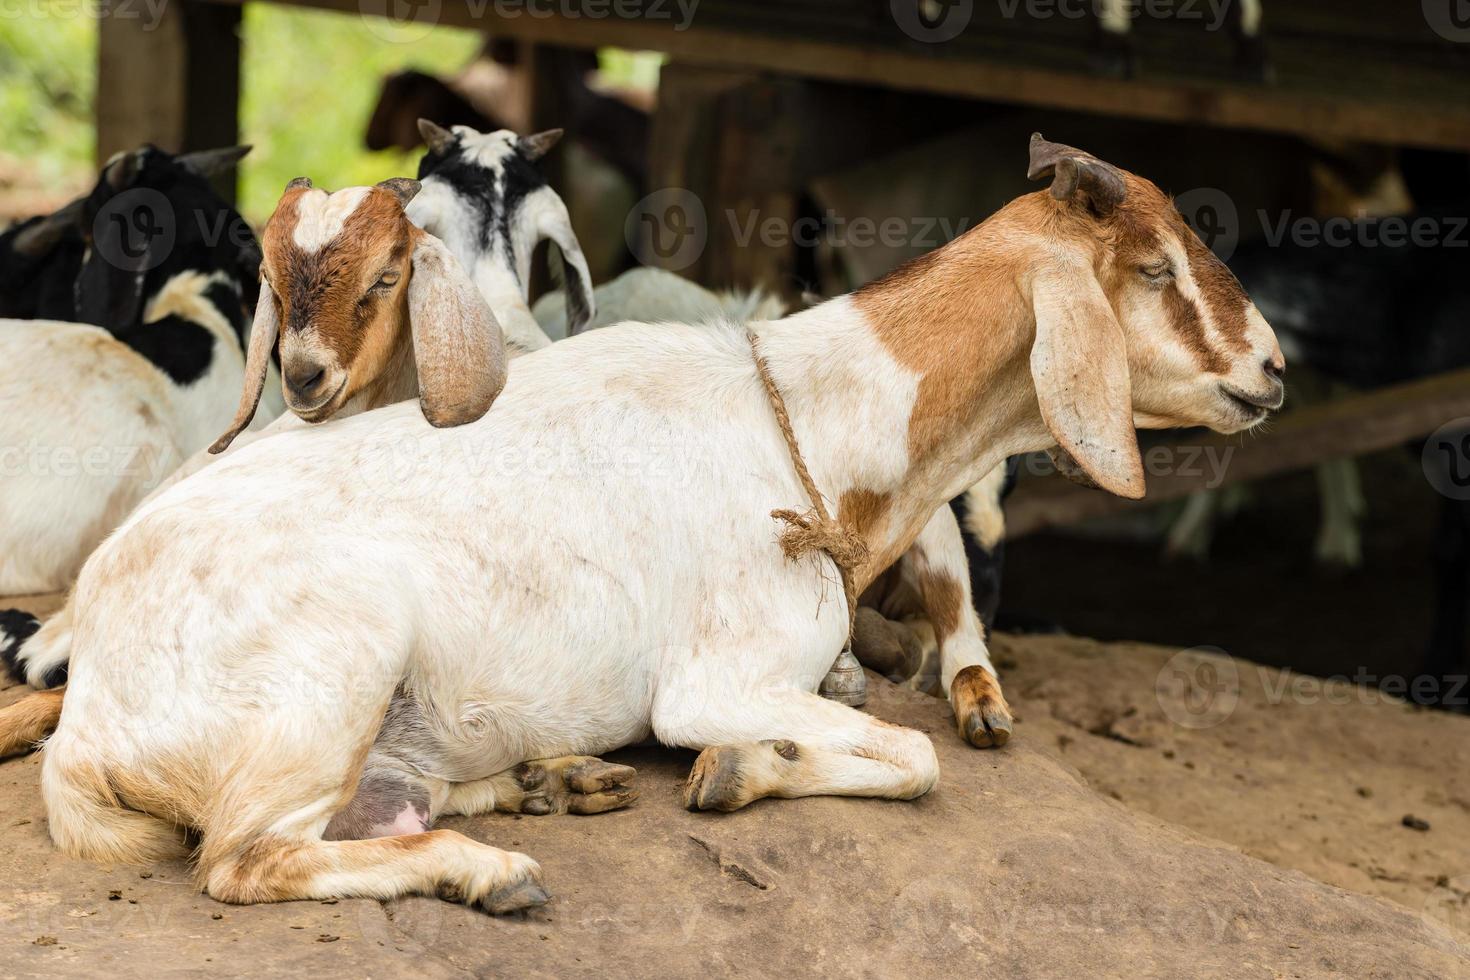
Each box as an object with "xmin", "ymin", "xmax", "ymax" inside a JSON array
[
  {"xmin": 375, "ymin": 177, "xmax": 421, "ymax": 207},
  {"xmin": 1026, "ymin": 133, "xmax": 1127, "ymax": 215},
  {"xmin": 285, "ymin": 176, "xmax": 314, "ymax": 192}
]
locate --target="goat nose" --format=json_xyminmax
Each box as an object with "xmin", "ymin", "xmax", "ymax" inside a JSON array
[
  {"xmin": 1263, "ymin": 355, "xmax": 1285, "ymax": 382},
  {"xmin": 286, "ymin": 363, "xmax": 326, "ymax": 396}
]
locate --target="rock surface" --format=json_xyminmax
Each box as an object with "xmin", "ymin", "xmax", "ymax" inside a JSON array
[
  {"xmin": 1, "ymin": 620, "xmax": 1466, "ymax": 978},
  {"xmin": 993, "ymin": 632, "xmax": 1470, "ymax": 921}
]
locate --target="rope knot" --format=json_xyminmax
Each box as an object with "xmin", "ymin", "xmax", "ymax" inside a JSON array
[{"xmin": 770, "ymin": 508, "xmax": 870, "ymax": 574}]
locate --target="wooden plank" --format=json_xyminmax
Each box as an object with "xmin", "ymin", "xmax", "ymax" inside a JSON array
[
  {"xmin": 205, "ymin": 0, "xmax": 1470, "ymax": 152},
  {"xmin": 97, "ymin": 0, "xmax": 241, "ymax": 198},
  {"xmin": 1006, "ymin": 367, "xmax": 1470, "ymax": 539}
]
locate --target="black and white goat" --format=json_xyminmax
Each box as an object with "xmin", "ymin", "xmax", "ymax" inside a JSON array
[{"xmin": 0, "ymin": 144, "xmax": 272, "ymax": 596}]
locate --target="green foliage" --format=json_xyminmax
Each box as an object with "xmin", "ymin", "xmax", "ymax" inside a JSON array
[
  {"xmin": 0, "ymin": 8, "xmax": 658, "ymax": 222},
  {"xmin": 0, "ymin": 10, "xmax": 96, "ymax": 187},
  {"xmin": 238, "ymin": 7, "xmax": 479, "ymax": 221}
]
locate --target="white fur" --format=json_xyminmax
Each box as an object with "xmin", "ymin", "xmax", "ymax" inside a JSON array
[
  {"xmin": 0, "ymin": 271, "xmax": 267, "ymax": 594},
  {"xmin": 291, "ymin": 187, "xmax": 372, "ymax": 253}
]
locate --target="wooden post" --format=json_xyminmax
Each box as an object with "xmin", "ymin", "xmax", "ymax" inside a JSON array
[{"xmin": 97, "ymin": 0, "xmax": 241, "ymax": 199}]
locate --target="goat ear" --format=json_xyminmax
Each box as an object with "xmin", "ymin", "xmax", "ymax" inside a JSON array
[
  {"xmin": 210, "ymin": 280, "xmax": 280, "ymax": 454},
  {"xmin": 1029, "ymin": 262, "xmax": 1145, "ymax": 499},
  {"xmin": 177, "ymin": 145, "xmax": 252, "ymax": 179},
  {"xmin": 376, "ymin": 177, "xmax": 421, "ymax": 207},
  {"xmin": 408, "ymin": 231, "xmax": 508, "ymax": 427},
  {"xmin": 532, "ymin": 190, "xmax": 595, "ymax": 335},
  {"xmin": 518, "ymin": 128, "xmax": 563, "ymax": 162},
  {"xmin": 12, "ymin": 198, "xmax": 84, "ymax": 256},
  {"xmin": 417, "ymin": 118, "xmax": 458, "ymax": 156}
]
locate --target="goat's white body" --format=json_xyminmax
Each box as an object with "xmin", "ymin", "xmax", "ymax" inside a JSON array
[
  {"xmin": 532, "ymin": 266, "xmax": 787, "ymax": 341},
  {"xmin": 0, "ymin": 273, "xmax": 253, "ymax": 593},
  {"xmin": 57, "ymin": 307, "xmax": 976, "ymax": 813}
]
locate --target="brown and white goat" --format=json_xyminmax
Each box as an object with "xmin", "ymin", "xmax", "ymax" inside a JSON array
[{"xmin": 34, "ymin": 136, "xmax": 1282, "ymax": 913}]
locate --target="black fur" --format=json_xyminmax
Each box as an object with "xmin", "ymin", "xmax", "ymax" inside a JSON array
[
  {"xmin": 0, "ymin": 609, "xmax": 41, "ymax": 685},
  {"xmin": 1230, "ymin": 151, "xmax": 1470, "ymax": 709},
  {"xmin": 0, "ymin": 216, "xmax": 85, "ymax": 320},
  {"xmin": 113, "ymin": 314, "xmax": 217, "ymax": 385}
]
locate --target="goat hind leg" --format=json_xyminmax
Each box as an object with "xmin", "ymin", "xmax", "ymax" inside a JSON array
[{"xmin": 203, "ymin": 829, "xmax": 547, "ymax": 914}]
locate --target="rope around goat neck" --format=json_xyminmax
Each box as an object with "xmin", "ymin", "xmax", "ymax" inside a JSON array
[{"xmin": 746, "ymin": 328, "xmax": 870, "ymax": 649}]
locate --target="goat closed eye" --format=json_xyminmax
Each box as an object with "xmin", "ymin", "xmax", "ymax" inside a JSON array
[
  {"xmin": 374, "ymin": 271, "xmax": 400, "ymax": 290},
  {"xmin": 1141, "ymin": 260, "xmax": 1174, "ymax": 285}
]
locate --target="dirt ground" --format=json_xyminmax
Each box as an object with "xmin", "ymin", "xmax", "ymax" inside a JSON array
[{"xmin": 1, "ymin": 591, "xmax": 1468, "ymax": 976}]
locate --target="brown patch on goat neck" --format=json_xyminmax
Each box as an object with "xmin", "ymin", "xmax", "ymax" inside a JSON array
[{"xmin": 853, "ymin": 195, "xmax": 1051, "ymax": 464}]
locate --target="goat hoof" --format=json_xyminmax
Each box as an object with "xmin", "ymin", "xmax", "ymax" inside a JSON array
[
  {"xmin": 0, "ymin": 609, "xmax": 41, "ymax": 684},
  {"xmin": 480, "ymin": 877, "xmax": 551, "ymax": 915},
  {"xmin": 683, "ymin": 742, "xmax": 789, "ymax": 812},
  {"xmin": 511, "ymin": 756, "xmax": 638, "ymax": 816},
  {"xmin": 951, "ymin": 665, "xmax": 1013, "ymax": 749}
]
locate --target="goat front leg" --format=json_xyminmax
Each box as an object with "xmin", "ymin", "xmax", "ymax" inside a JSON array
[
  {"xmin": 653, "ymin": 678, "xmax": 938, "ymax": 812},
  {"xmin": 900, "ymin": 505, "xmax": 1013, "ymax": 748}
]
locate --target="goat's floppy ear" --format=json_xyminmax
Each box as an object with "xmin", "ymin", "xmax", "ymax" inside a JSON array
[
  {"xmin": 1029, "ymin": 261, "xmax": 1145, "ymax": 499},
  {"xmin": 12, "ymin": 198, "xmax": 84, "ymax": 256},
  {"xmin": 408, "ymin": 231, "xmax": 508, "ymax": 427},
  {"xmin": 531, "ymin": 190, "xmax": 595, "ymax": 335},
  {"xmin": 210, "ymin": 279, "xmax": 280, "ymax": 454},
  {"xmin": 518, "ymin": 128, "xmax": 563, "ymax": 161}
]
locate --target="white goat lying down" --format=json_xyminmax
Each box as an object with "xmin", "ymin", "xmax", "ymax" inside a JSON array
[
  {"xmin": 38, "ymin": 135, "xmax": 1285, "ymax": 913},
  {"xmin": 0, "ymin": 146, "xmax": 267, "ymax": 596}
]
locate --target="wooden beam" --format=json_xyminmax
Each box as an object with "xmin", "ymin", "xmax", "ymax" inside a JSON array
[
  {"xmin": 1006, "ymin": 367, "xmax": 1470, "ymax": 538},
  {"xmin": 203, "ymin": 0, "xmax": 1470, "ymax": 152},
  {"xmin": 97, "ymin": 0, "xmax": 241, "ymax": 198}
]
